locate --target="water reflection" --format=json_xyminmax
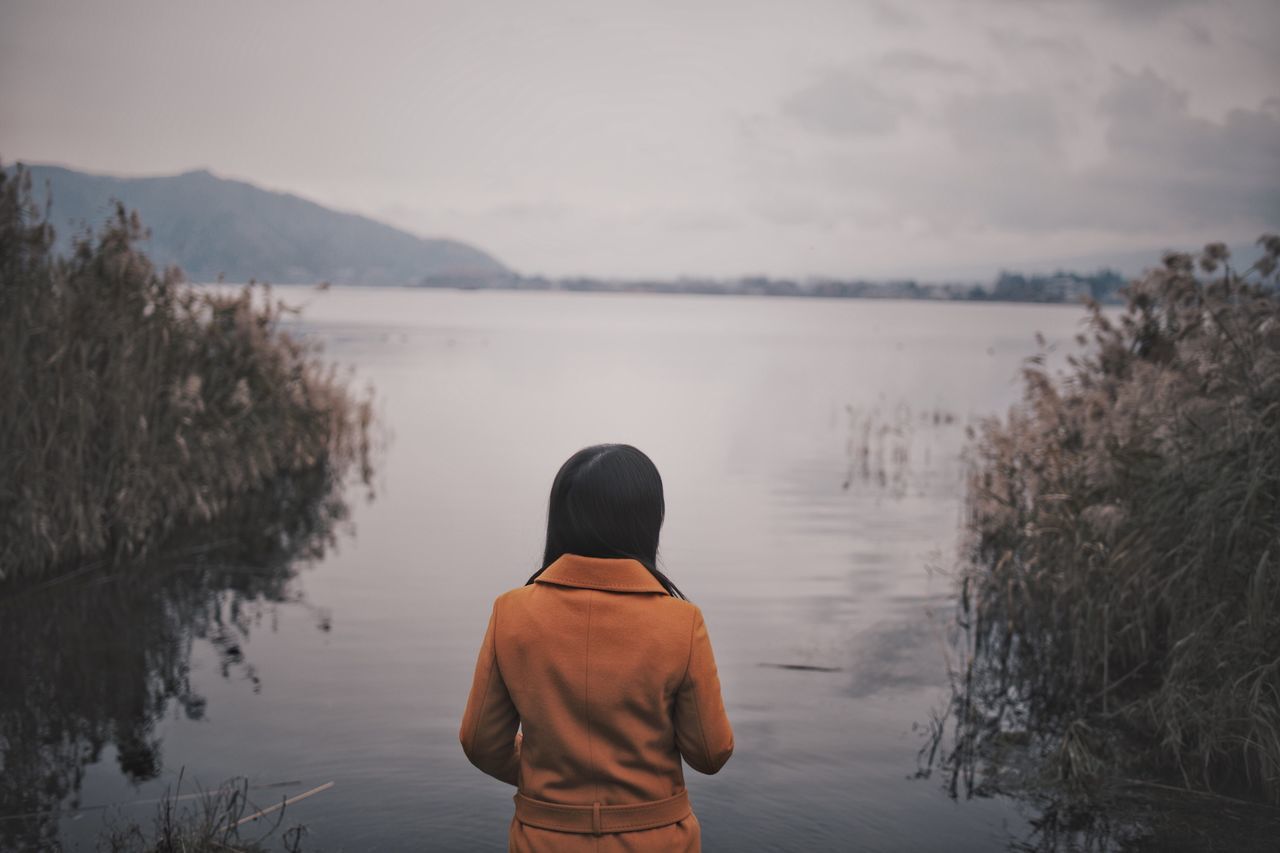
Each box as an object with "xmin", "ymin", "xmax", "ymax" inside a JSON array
[
  {"xmin": 841, "ymin": 402, "xmax": 967, "ymax": 498},
  {"xmin": 916, "ymin": 604, "xmax": 1280, "ymax": 852},
  {"xmin": 0, "ymin": 467, "xmax": 354, "ymax": 850}
]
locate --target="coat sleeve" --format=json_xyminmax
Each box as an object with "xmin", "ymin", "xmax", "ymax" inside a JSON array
[
  {"xmin": 673, "ymin": 604, "xmax": 734, "ymax": 775},
  {"xmin": 459, "ymin": 598, "xmax": 522, "ymax": 785}
]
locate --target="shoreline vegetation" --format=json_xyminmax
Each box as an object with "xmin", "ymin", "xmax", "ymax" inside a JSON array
[
  {"xmin": 922, "ymin": 236, "xmax": 1280, "ymax": 843},
  {"xmin": 0, "ymin": 161, "xmax": 368, "ymax": 849},
  {"xmin": 0, "ymin": 162, "xmax": 373, "ymax": 584}
]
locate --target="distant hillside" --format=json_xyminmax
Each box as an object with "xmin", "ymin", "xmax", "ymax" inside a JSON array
[{"xmin": 12, "ymin": 164, "xmax": 507, "ymax": 285}]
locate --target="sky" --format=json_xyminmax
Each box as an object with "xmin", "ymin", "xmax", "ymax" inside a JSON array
[{"xmin": 1, "ymin": 0, "xmax": 1278, "ymax": 280}]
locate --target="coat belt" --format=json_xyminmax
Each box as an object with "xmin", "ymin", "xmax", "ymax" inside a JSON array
[{"xmin": 513, "ymin": 789, "xmax": 691, "ymax": 836}]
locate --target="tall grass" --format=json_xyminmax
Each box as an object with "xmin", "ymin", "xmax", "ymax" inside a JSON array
[
  {"xmin": 933, "ymin": 236, "xmax": 1280, "ymax": 807},
  {"xmin": 0, "ymin": 162, "xmax": 372, "ymax": 581}
]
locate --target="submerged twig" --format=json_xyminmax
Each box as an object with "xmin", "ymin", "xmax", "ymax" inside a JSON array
[{"xmin": 233, "ymin": 782, "xmax": 334, "ymax": 829}]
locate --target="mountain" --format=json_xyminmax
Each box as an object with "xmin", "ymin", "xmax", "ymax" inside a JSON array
[{"xmin": 12, "ymin": 164, "xmax": 507, "ymax": 285}]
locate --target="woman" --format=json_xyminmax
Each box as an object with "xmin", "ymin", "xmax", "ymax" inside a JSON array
[{"xmin": 459, "ymin": 443, "xmax": 734, "ymax": 852}]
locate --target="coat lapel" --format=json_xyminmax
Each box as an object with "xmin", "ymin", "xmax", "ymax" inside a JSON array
[{"xmin": 535, "ymin": 553, "xmax": 666, "ymax": 593}]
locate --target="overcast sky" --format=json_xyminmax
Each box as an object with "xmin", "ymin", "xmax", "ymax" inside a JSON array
[{"xmin": 2, "ymin": 0, "xmax": 1277, "ymax": 279}]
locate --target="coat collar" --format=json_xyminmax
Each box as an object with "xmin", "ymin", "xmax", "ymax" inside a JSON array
[{"xmin": 535, "ymin": 553, "xmax": 666, "ymax": 594}]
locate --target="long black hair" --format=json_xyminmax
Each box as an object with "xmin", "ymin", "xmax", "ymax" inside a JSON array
[{"xmin": 526, "ymin": 444, "xmax": 686, "ymax": 599}]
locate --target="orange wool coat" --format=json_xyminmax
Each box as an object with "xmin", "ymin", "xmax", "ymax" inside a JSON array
[{"xmin": 459, "ymin": 553, "xmax": 734, "ymax": 852}]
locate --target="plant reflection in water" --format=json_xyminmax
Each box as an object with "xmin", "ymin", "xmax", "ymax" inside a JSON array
[
  {"xmin": 916, "ymin": 565, "xmax": 1280, "ymax": 852},
  {"xmin": 0, "ymin": 464, "xmax": 363, "ymax": 850}
]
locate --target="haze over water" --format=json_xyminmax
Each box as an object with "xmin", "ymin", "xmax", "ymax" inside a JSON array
[{"xmin": 34, "ymin": 288, "xmax": 1093, "ymax": 851}]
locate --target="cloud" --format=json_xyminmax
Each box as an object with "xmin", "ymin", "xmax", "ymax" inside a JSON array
[
  {"xmin": 993, "ymin": 0, "xmax": 1205, "ymax": 23},
  {"xmin": 753, "ymin": 64, "xmax": 1279, "ymax": 241},
  {"xmin": 1098, "ymin": 66, "xmax": 1279, "ymax": 177},
  {"xmin": 1097, "ymin": 0, "xmax": 1204, "ymax": 21},
  {"xmin": 878, "ymin": 50, "xmax": 971, "ymax": 75},
  {"xmin": 1098, "ymin": 66, "xmax": 1187, "ymax": 123},
  {"xmin": 782, "ymin": 69, "xmax": 914, "ymax": 137},
  {"xmin": 486, "ymin": 200, "xmax": 573, "ymax": 222},
  {"xmin": 986, "ymin": 27, "xmax": 1087, "ymax": 60},
  {"xmin": 1180, "ymin": 18, "xmax": 1213, "ymax": 45},
  {"xmin": 1091, "ymin": 67, "xmax": 1280, "ymax": 223},
  {"xmin": 865, "ymin": 0, "xmax": 919, "ymax": 28},
  {"xmin": 943, "ymin": 89, "xmax": 1063, "ymax": 159},
  {"xmin": 938, "ymin": 67, "xmax": 1280, "ymax": 230}
]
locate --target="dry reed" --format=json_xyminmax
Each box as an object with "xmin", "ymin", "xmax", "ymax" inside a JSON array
[
  {"xmin": 935, "ymin": 235, "xmax": 1280, "ymax": 807},
  {"xmin": 0, "ymin": 162, "xmax": 372, "ymax": 582}
]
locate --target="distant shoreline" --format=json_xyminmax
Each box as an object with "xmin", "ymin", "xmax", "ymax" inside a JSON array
[
  {"xmin": 199, "ymin": 270, "xmax": 1129, "ymax": 306},
  {"xmin": 415, "ymin": 268, "xmax": 1131, "ymax": 304}
]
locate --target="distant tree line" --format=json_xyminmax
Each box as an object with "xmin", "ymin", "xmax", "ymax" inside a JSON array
[{"xmin": 420, "ymin": 268, "xmax": 1134, "ymax": 304}]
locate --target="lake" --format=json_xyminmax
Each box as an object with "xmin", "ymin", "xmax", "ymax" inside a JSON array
[{"xmin": 7, "ymin": 289, "xmax": 1097, "ymax": 851}]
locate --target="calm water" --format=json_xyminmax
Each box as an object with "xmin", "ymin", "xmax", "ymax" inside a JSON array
[{"xmin": 10, "ymin": 289, "xmax": 1097, "ymax": 851}]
